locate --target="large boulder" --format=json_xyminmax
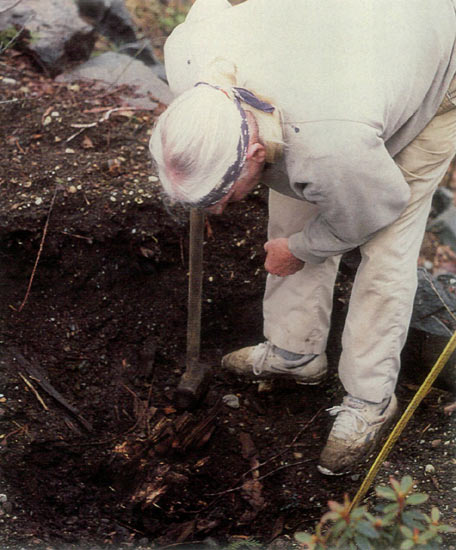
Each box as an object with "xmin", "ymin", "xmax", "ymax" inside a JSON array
[
  {"xmin": 75, "ymin": 0, "xmax": 161, "ymax": 70},
  {"xmin": 401, "ymin": 268, "xmax": 456, "ymax": 392},
  {"xmin": 57, "ymin": 51, "xmax": 173, "ymax": 107},
  {"xmin": 0, "ymin": 0, "xmax": 96, "ymax": 76}
]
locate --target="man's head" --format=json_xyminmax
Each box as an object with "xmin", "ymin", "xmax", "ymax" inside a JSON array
[{"xmin": 149, "ymin": 60, "xmax": 283, "ymax": 213}]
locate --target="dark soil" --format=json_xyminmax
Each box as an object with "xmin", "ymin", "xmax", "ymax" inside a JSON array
[{"xmin": 0, "ymin": 50, "xmax": 456, "ymax": 550}]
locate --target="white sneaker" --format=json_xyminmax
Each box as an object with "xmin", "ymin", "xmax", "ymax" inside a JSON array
[
  {"xmin": 318, "ymin": 394, "xmax": 398, "ymax": 475},
  {"xmin": 221, "ymin": 341, "xmax": 327, "ymax": 385}
]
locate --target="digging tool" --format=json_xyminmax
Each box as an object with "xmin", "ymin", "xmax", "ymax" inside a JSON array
[{"xmin": 175, "ymin": 208, "xmax": 212, "ymax": 409}]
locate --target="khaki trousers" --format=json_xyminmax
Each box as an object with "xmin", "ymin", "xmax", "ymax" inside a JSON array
[{"xmin": 264, "ymin": 96, "xmax": 456, "ymax": 403}]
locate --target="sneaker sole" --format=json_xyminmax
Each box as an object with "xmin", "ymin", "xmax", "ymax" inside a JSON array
[
  {"xmin": 225, "ymin": 369, "xmax": 327, "ymax": 385},
  {"xmin": 222, "ymin": 355, "xmax": 328, "ymax": 385},
  {"xmin": 317, "ymin": 396, "xmax": 399, "ymax": 476}
]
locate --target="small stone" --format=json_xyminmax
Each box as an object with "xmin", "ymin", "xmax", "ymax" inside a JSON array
[
  {"xmin": 222, "ymin": 394, "xmax": 240, "ymax": 409},
  {"xmin": 68, "ymin": 186, "xmax": 77, "ymax": 194},
  {"xmin": 431, "ymin": 439, "xmax": 442, "ymax": 448},
  {"xmin": 148, "ymin": 176, "xmax": 159, "ymax": 182},
  {"xmin": 258, "ymin": 380, "xmax": 274, "ymax": 392},
  {"xmin": 34, "ymin": 197, "xmax": 42, "ymax": 205},
  {"xmin": 65, "ymin": 148, "xmax": 75, "ymax": 154},
  {"xmin": 2, "ymin": 77, "xmax": 17, "ymax": 86},
  {"xmin": 351, "ymin": 474, "xmax": 360, "ymax": 481},
  {"xmin": 425, "ymin": 464, "xmax": 435, "ymax": 475},
  {"xmin": 0, "ymin": 495, "xmax": 7, "ymax": 503}
]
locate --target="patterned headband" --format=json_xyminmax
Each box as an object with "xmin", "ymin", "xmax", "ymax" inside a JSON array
[{"xmin": 191, "ymin": 82, "xmax": 275, "ymax": 209}]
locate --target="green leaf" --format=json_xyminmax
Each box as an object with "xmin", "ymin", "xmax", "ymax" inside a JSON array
[
  {"xmin": 402, "ymin": 511, "xmax": 426, "ymax": 530},
  {"xmin": 356, "ymin": 520, "xmax": 381, "ymax": 539},
  {"xmin": 294, "ymin": 532, "xmax": 313, "ymax": 544},
  {"xmin": 321, "ymin": 511, "xmax": 340, "ymax": 523},
  {"xmin": 354, "ymin": 533, "xmax": 373, "ymax": 550},
  {"xmin": 382, "ymin": 502, "xmax": 400, "ymax": 514},
  {"xmin": 418, "ymin": 530, "xmax": 436, "ymax": 543},
  {"xmin": 382, "ymin": 511, "xmax": 398, "ymax": 525},
  {"xmin": 430, "ymin": 507, "xmax": 440, "ymax": 523},
  {"xmin": 400, "ymin": 540, "xmax": 415, "ymax": 550},
  {"xmin": 376, "ymin": 486, "xmax": 397, "ymax": 501},
  {"xmin": 406, "ymin": 493, "xmax": 429, "ymax": 506},
  {"xmin": 400, "ymin": 525, "xmax": 414, "ymax": 538},
  {"xmin": 400, "ymin": 475, "xmax": 414, "ymax": 494},
  {"xmin": 351, "ymin": 506, "xmax": 366, "ymax": 520},
  {"xmin": 331, "ymin": 519, "xmax": 348, "ymax": 538}
]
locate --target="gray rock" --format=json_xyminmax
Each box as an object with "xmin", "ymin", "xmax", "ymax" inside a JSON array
[
  {"xmin": 402, "ymin": 268, "xmax": 456, "ymax": 392},
  {"xmin": 0, "ymin": 0, "xmax": 96, "ymax": 76},
  {"xmin": 75, "ymin": 0, "xmax": 161, "ymax": 69},
  {"xmin": 222, "ymin": 394, "xmax": 240, "ymax": 409},
  {"xmin": 57, "ymin": 51, "xmax": 173, "ymax": 107},
  {"xmin": 427, "ymin": 188, "xmax": 456, "ymax": 251}
]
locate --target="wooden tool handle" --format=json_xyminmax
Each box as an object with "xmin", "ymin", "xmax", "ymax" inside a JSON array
[{"xmin": 186, "ymin": 208, "xmax": 205, "ymax": 365}]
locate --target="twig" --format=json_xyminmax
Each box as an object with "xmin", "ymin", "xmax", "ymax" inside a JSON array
[
  {"xmin": 18, "ymin": 185, "xmax": 59, "ymax": 312},
  {"xmin": 0, "ymin": 424, "xmax": 27, "ymax": 442},
  {"xmin": 12, "ymin": 348, "xmax": 93, "ymax": 432},
  {"xmin": 94, "ymin": 41, "xmax": 148, "ymax": 96},
  {"xmin": 18, "ymin": 372, "xmax": 49, "ymax": 410},
  {"xmin": 0, "ymin": 0, "xmax": 22, "ymax": 15},
  {"xmin": 240, "ymin": 407, "xmax": 323, "ymax": 481},
  {"xmin": 205, "ymin": 408, "xmax": 323, "ymax": 497},
  {"xmin": 207, "ymin": 459, "xmax": 313, "ymax": 497}
]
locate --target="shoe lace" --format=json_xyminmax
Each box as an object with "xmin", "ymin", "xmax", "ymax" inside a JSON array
[
  {"xmin": 251, "ymin": 341, "xmax": 273, "ymax": 376},
  {"xmin": 326, "ymin": 405, "xmax": 368, "ymax": 439}
]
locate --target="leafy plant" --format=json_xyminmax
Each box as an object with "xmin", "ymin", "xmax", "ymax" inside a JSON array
[
  {"xmin": 0, "ymin": 26, "xmax": 21, "ymax": 53},
  {"xmin": 294, "ymin": 476, "xmax": 455, "ymax": 550},
  {"xmin": 158, "ymin": 2, "xmax": 190, "ymax": 34}
]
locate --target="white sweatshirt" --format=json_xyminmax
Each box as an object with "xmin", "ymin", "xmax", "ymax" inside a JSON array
[{"xmin": 164, "ymin": 0, "xmax": 456, "ymax": 263}]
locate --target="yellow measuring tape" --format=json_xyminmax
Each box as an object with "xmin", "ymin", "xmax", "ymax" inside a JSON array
[{"xmin": 350, "ymin": 329, "xmax": 456, "ymax": 512}]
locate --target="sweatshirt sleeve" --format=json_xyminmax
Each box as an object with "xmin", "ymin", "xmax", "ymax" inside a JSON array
[{"xmin": 286, "ymin": 121, "xmax": 411, "ymax": 264}]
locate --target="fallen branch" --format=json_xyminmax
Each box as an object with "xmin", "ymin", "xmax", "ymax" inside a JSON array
[
  {"xmin": 18, "ymin": 185, "xmax": 59, "ymax": 312},
  {"xmin": 12, "ymin": 348, "xmax": 93, "ymax": 432}
]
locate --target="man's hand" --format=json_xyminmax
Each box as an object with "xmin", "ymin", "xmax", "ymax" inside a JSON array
[{"xmin": 264, "ymin": 238, "xmax": 304, "ymax": 276}]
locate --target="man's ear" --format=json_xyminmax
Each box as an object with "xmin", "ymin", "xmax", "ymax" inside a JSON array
[{"xmin": 246, "ymin": 142, "xmax": 266, "ymax": 164}]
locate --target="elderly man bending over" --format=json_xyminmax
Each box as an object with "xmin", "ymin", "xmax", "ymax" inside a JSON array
[{"xmin": 150, "ymin": 0, "xmax": 456, "ymax": 475}]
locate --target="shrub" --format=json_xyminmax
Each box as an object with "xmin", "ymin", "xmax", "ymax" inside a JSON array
[{"xmin": 294, "ymin": 476, "xmax": 455, "ymax": 550}]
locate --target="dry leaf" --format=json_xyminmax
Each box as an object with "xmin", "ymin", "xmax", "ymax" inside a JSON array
[{"xmin": 82, "ymin": 135, "xmax": 94, "ymax": 149}]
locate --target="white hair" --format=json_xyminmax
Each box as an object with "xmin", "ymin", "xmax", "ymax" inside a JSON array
[
  {"xmin": 149, "ymin": 58, "xmax": 284, "ymax": 206},
  {"xmin": 150, "ymin": 86, "xmax": 243, "ymax": 205}
]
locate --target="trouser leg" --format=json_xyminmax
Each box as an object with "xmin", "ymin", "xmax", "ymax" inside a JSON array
[
  {"xmin": 339, "ymin": 107, "xmax": 456, "ymax": 403},
  {"xmin": 263, "ymin": 189, "xmax": 341, "ymax": 355}
]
